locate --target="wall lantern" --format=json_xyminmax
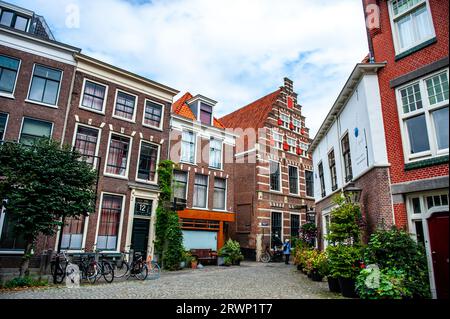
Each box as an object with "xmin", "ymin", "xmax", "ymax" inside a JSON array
[{"xmin": 343, "ymin": 182, "xmax": 363, "ymax": 204}]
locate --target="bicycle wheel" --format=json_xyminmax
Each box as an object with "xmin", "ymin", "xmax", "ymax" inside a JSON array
[
  {"xmin": 147, "ymin": 262, "xmax": 160, "ymax": 280},
  {"xmin": 86, "ymin": 262, "xmax": 98, "ymax": 284},
  {"xmin": 135, "ymin": 262, "xmax": 148, "ymax": 280},
  {"xmin": 113, "ymin": 260, "xmax": 129, "ymax": 278},
  {"xmin": 50, "ymin": 261, "xmax": 66, "ymax": 284},
  {"xmin": 260, "ymin": 252, "xmax": 271, "ymax": 263},
  {"xmin": 102, "ymin": 261, "xmax": 115, "ymax": 283}
]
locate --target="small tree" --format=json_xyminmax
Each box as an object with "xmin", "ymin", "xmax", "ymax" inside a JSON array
[
  {"xmin": 154, "ymin": 160, "xmax": 184, "ymax": 270},
  {"xmin": 0, "ymin": 140, "xmax": 97, "ymax": 276}
]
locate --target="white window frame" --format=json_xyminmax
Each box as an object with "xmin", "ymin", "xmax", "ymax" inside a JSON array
[
  {"xmin": 396, "ymin": 68, "xmax": 449, "ymax": 163},
  {"xmin": 173, "ymin": 170, "xmax": 189, "ymax": 200},
  {"xmin": 209, "ymin": 137, "xmax": 224, "ymax": 170},
  {"xmin": 322, "ymin": 207, "xmax": 334, "ymax": 249},
  {"xmin": 0, "ymin": 112, "xmax": 9, "ymax": 141},
  {"xmin": 135, "ymin": 139, "xmax": 160, "ymax": 185},
  {"xmin": 0, "ymin": 202, "xmax": 25, "ymax": 254},
  {"xmin": 78, "ymin": 78, "xmax": 108, "ymax": 115},
  {"xmin": 55, "ymin": 215, "xmax": 90, "ymax": 253},
  {"xmin": 71, "ymin": 122, "xmax": 102, "ymax": 169},
  {"xmin": 387, "ymin": 0, "xmax": 436, "ymax": 56},
  {"xmin": 180, "ymin": 129, "xmax": 197, "ymax": 164},
  {"xmin": 142, "ymin": 99, "xmax": 165, "ymax": 131},
  {"xmin": 287, "ymin": 137, "xmax": 296, "ymax": 154},
  {"xmin": 280, "ymin": 112, "xmax": 290, "ymax": 129},
  {"xmin": 25, "ymin": 63, "xmax": 63, "ymax": 109},
  {"xmin": 193, "ymin": 173, "xmax": 209, "ymax": 209},
  {"xmin": 94, "ymin": 192, "xmax": 126, "ymax": 253},
  {"xmin": 288, "ymin": 165, "xmax": 300, "ymax": 195},
  {"xmin": 299, "ymin": 142, "xmax": 309, "ymax": 158},
  {"xmin": 292, "ymin": 118, "xmax": 302, "ymax": 133},
  {"xmin": 0, "ymin": 54, "xmax": 21, "ymax": 99},
  {"xmin": 213, "ymin": 177, "xmax": 227, "ymax": 212},
  {"xmin": 269, "ymin": 160, "xmax": 282, "ymax": 193},
  {"xmin": 103, "ymin": 131, "xmax": 133, "ymax": 180},
  {"xmin": 272, "ymin": 130, "xmax": 283, "ymax": 150},
  {"xmin": 112, "ymin": 89, "xmax": 138, "ymax": 123},
  {"xmin": 18, "ymin": 116, "xmax": 54, "ymax": 144},
  {"xmin": 270, "ymin": 211, "xmax": 283, "ymax": 249}
]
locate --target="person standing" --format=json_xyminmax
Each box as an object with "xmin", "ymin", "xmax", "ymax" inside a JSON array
[{"xmin": 283, "ymin": 239, "xmax": 291, "ymax": 264}]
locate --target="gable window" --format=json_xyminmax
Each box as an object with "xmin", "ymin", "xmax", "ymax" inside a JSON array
[
  {"xmin": 290, "ymin": 214, "xmax": 300, "ymax": 238},
  {"xmin": 389, "ymin": 0, "xmax": 435, "ymax": 55},
  {"xmin": 288, "ymin": 166, "xmax": 299, "ymax": 195},
  {"xmin": 287, "ymin": 137, "xmax": 296, "ymax": 154},
  {"xmin": 397, "ymin": 70, "xmax": 449, "ymax": 161},
  {"xmin": 209, "ymin": 138, "xmax": 222, "ymax": 169},
  {"xmin": 213, "ymin": 178, "xmax": 226, "ymax": 210},
  {"xmin": 81, "ymin": 80, "xmax": 107, "ymax": 112},
  {"xmin": 328, "ymin": 149, "xmax": 338, "ymax": 191},
  {"xmin": 0, "ymin": 10, "xmax": 29, "ymax": 31},
  {"xmin": 74, "ymin": 125, "xmax": 99, "ymax": 165},
  {"xmin": 137, "ymin": 141, "xmax": 159, "ymax": 182},
  {"xmin": 19, "ymin": 117, "xmax": 52, "ymax": 146},
  {"xmin": 305, "ymin": 170, "xmax": 314, "ymax": 197},
  {"xmin": 60, "ymin": 216, "xmax": 85, "ymax": 251},
  {"xmin": 97, "ymin": 194, "xmax": 123, "ymax": 251},
  {"xmin": 0, "ymin": 54, "xmax": 20, "ymax": 95},
  {"xmin": 272, "ymin": 130, "xmax": 283, "ymax": 149},
  {"xmin": 193, "ymin": 174, "xmax": 208, "ymax": 208},
  {"xmin": 293, "ymin": 118, "xmax": 302, "ymax": 133},
  {"xmin": 270, "ymin": 161, "xmax": 281, "ymax": 192},
  {"xmin": 105, "ymin": 134, "xmax": 131, "ymax": 177},
  {"xmin": 173, "ymin": 170, "xmax": 188, "ymax": 200},
  {"xmin": 199, "ymin": 102, "xmax": 212, "ymax": 125},
  {"xmin": 299, "ymin": 142, "xmax": 309, "ymax": 156},
  {"xmin": 143, "ymin": 100, "xmax": 163, "ymax": 128},
  {"xmin": 28, "ymin": 65, "xmax": 62, "ymax": 106},
  {"xmin": 280, "ymin": 113, "xmax": 290, "ymax": 129},
  {"xmin": 341, "ymin": 133, "xmax": 353, "ymax": 182},
  {"xmin": 114, "ymin": 90, "xmax": 136, "ymax": 121},
  {"xmin": 181, "ymin": 130, "xmax": 196, "ymax": 163},
  {"xmin": 0, "ymin": 112, "xmax": 7, "ymax": 140},
  {"xmin": 318, "ymin": 162, "xmax": 326, "ymax": 198}
]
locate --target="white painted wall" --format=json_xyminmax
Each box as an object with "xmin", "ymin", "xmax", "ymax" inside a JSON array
[{"xmin": 312, "ymin": 73, "xmax": 388, "ymax": 201}]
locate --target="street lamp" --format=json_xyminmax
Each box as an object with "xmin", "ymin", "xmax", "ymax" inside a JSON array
[
  {"xmin": 306, "ymin": 209, "xmax": 316, "ymax": 224},
  {"xmin": 343, "ymin": 182, "xmax": 363, "ymax": 204}
]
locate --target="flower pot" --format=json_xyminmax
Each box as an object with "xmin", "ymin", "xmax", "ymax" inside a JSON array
[
  {"xmin": 297, "ymin": 265, "xmax": 302, "ymax": 271},
  {"xmin": 338, "ymin": 277, "xmax": 358, "ymax": 298},
  {"xmin": 179, "ymin": 261, "xmax": 186, "ymax": 269},
  {"xmin": 191, "ymin": 261, "xmax": 198, "ymax": 269},
  {"xmin": 217, "ymin": 256, "xmax": 225, "ymax": 266},
  {"xmin": 311, "ymin": 271, "xmax": 324, "ymax": 282},
  {"xmin": 232, "ymin": 260, "xmax": 241, "ymax": 266},
  {"xmin": 327, "ymin": 277, "xmax": 341, "ymax": 293},
  {"xmin": 307, "ymin": 272, "xmax": 312, "ymax": 278}
]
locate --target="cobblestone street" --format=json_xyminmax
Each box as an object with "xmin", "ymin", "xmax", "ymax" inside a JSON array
[{"xmin": 0, "ymin": 262, "xmax": 342, "ymax": 299}]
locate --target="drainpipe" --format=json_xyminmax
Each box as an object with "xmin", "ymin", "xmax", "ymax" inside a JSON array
[
  {"xmin": 60, "ymin": 56, "xmax": 78, "ymax": 147},
  {"xmin": 362, "ymin": 0, "xmax": 377, "ymax": 63}
]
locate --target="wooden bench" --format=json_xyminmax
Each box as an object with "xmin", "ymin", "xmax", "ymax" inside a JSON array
[{"xmin": 190, "ymin": 249, "xmax": 218, "ymax": 265}]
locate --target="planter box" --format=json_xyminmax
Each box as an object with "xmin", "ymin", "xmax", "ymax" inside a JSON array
[
  {"xmin": 338, "ymin": 277, "xmax": 358, "ymax": 298},
  {"xmin": 217, "ymin": 256, "xmax": 225, "ymax": 266},
  {"xmin": 327, "ymin": 277, "xmax": 341, "ymax": 293}
]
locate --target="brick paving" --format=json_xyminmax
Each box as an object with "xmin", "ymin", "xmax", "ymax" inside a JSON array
[{"xmin": 0, "ymin": 261, "xmax": 343, "ymax": 299}]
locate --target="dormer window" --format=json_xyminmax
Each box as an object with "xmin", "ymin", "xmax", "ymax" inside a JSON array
[
  {"xmin": 200, "ymin": 102, "xmax": 212, "ymax": 125},
  {"xmin": 0, "ymin": 9, "xmax": 29, "ymax": 32}
]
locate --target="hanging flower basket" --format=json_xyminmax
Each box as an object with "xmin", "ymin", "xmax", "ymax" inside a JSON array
[
  {"xmin": 283, "ymin": 142, "xmax": 289, "ymax": 151},
  {"xmin": 297, "ymin": 147, "xmax": 302, "ymax": 155},
  {"xmin": 289, "ymin": 122, "xmax": 294, "ymax": 130},
  {"xmin": 278, "ymin": 118, "xmax": 283, "ymax": 126}
]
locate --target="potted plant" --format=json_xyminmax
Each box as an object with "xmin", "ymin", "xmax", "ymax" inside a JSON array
[
  {"xmin": 191, "ymin": 257, "xmax": 198, "ymax": 269},
  {"xmin": 219, "ymin": 239, "xmax": 244, "ymax": 266},
  {"xmin": 310, "ymin": 251, "xmax": 328, "ymax": 282},
  {"xmin": 327, "ymin": 244, "xmax": 361, "ymax": 298}
]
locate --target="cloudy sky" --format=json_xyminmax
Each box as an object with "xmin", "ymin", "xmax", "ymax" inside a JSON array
[{"xmin": 12, "ymin": 0, "xmax": 369, "ymax": 136}]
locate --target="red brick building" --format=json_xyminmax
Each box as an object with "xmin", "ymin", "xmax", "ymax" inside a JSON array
[
  {"xmin": 169, "ymin": 93, "xmax": 236, "ymax": 251},
  {"xmin": 220, "ymin": 78, "xmax": 314, "ymax": 260},
  {"xmin": 362, "ymin": 0, "xmax": 448, "ymax": 298}
]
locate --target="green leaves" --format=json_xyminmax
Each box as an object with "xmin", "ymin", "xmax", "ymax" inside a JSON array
[
  {"xmin": 356, "ymin": 267, "xmax": 413, "ymax": 299},
  {"xmin": 218, "ymin": 239, "xmax": 244, "ymax": 263}
]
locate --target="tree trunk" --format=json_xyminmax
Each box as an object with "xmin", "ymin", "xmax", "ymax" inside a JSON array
[{"xmin": 19, "ymin": 239, "xmax": 33, "ymax": 278}]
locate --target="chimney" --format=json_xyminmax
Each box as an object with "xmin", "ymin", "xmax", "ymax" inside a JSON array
[{"xmin": 283, "ymin": 77, "xmax": 293, "ymax": 94}]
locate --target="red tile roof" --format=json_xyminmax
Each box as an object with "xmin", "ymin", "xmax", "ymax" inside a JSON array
[
  {"xmin": 172, "ymin": 92, "xmax": 225, "ymax": 129},
  {"xmin": 219, "ymin": 89, "xmax": 281, "ymax": 130}
]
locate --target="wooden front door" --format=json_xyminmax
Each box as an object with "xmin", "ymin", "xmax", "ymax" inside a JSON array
[
  {"xmin": 131, "ymin": 218, "xmax": 150, "ymax": 258},
  {"xmin": 427, "ymin": 212, "xmax": 449, "ymax": 299}
]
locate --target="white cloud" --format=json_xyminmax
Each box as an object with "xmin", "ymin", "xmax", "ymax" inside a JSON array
[{"xmin": 11, "ymin": 0, "xmax": 368, "ymax": 136}]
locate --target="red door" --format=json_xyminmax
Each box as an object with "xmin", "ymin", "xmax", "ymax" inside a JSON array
[{"xmin": 427, "ymin": 212, "xmax": 449, "ymax": 299}]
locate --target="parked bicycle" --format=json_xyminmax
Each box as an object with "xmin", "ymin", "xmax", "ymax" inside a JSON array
[
  {"xmin": 112, "ymin": 251, "xmax": 156, "ymax": 280},
  {"xmin": 50, "ymin": 250, "xmax": 97, "ymax": 284},
  {"xmin": 260, "ymin": 245, "xmax": 284, "ymax": 263}
]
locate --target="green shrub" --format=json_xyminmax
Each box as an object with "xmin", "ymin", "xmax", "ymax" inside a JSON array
[
  {"xmin": 3, "ymin": 276, "xmax": 48, "ymax": 289},
  {"xmin": 219, "ymin": 239, "xmax": 244, "ymax": 264},
  {"xmin": 356, "ymin": 267, "xmax": 413, "ymax": 299},
  {"xmin": 326, "ymin": 244, "xmax": 362, "ymax": 279},
  {"xmin": 326, "ymin": 195, "xmax": 362, "ymax": 245},
  {"xmin": 363, "ymin": 227, "xmax": 431, "ymax": 298}
]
